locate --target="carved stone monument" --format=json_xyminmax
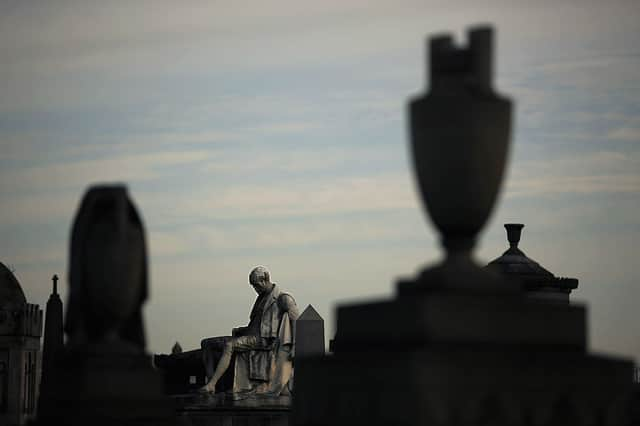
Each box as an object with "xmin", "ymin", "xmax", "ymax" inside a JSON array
[
  {"xmin": 293, "ymin": 26, "xmax": 635, "ymax": 425},
  {"xmin": 155, "ymin": 266, "xmax": 303, "ymax": 406},
  {"xmin": 199, "ymin": 266, "xmax": 299, "ymax": 398},
  {"xmin": 37, "ymin": 185, "xmax": 174, "ymax": 425}
]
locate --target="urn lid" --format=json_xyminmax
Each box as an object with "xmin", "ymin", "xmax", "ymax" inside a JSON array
[{"xmin": 487, "ymin": 224, "xmax": 578, "ymax": 293}]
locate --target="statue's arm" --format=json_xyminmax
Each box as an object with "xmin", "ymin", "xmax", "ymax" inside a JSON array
[{"xmin": 279, "ymin": 294, "xmax": 299, "ymax": 321}]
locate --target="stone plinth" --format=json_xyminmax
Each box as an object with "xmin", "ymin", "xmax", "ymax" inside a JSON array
[
  {"xmin": 175, "ymin": 393, "xmax": 290, "ymax": 426},
  {"xmin": 294, "ymin": 292, "xmax": 634, "ymax": 425},
  {"xmin": 295, "ymin": 348, "xmax": 632, "ymax": 425}
]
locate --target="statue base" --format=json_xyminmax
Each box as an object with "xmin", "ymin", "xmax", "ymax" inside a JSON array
[{"xmin": 174, "ymin": 392, "xmax": 291, "ymax": 426}]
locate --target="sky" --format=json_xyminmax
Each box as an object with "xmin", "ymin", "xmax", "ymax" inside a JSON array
[{"xmin": 1, "ymin": 0, "xmax": 639, "ymax": 362}]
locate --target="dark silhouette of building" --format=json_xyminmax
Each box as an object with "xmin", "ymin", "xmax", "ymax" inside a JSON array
[{"xmin": 0, "ymin": 262, "xmax": 43, "ymax": 426}]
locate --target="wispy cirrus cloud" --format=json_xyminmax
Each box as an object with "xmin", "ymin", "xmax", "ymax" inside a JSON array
[
  {"xmin": 148, "ymin": 209, "xmax": 426, "ymax": 259},
  {"xmin": 1, "ymin": 150, "xmax": 211, "ymax": 194},
  {"xmin": 607, "ymin": 119, "xmax": 640, "ymax": 143},
  {"xmin": 138, "ymin": 173, "xmax": 417, "ymax": 226},
  {"xmin": 506, "ymin": 151, "xmax": 640, "ymax": 197}
]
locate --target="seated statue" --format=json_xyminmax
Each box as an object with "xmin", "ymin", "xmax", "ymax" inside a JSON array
[{"xmin": 199, "ymin": 266, "xmax": 299, "ymax": 396}]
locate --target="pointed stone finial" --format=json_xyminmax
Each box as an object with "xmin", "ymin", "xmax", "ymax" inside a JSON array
[
  {"xmin": 52, "ymin": 274, "xmax": 59, "ymax": 295},
  {"xmin": 505, "ymin": 223, "xmax": 524, "ymax": 249},
  {"xmin": 171, "ymin": 341, "xmax": 183, "ymax": 354},
  {"xmin": 298, "ymin": 304, "xmax": 323, "ymax": 322}
]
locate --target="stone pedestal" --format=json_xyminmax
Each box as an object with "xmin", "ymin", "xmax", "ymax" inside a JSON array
[
  {"xmin": 294, "ymin": 291, "xmax": 634, "ymax": 425},
  {"xmin": 174, "ymin": 392, "xmax": 290, "ymax": 426}
]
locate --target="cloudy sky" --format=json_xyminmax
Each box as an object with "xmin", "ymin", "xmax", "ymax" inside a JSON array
[{"xmin": 1, "ymin": 0, "xmax": 639, "ymax": 362}]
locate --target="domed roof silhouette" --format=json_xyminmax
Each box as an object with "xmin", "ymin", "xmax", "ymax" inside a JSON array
[
  {"xmin": 487, "ymin": 224, "xmax": 578, "ymax": 292},
  {"xmin": 0, "ymin": 262, "xmax": 27, "ymax": 306}
]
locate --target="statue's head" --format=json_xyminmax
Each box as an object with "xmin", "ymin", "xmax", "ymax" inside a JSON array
[
  {"xmin": 249, "ymin": 266, "xmax": 272, "ymax": 295},
  {"xmin": 65, "ymin": 185, "xmax": 148, "ymax": 352}
]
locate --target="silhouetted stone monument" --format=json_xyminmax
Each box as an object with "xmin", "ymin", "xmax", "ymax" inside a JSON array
[
  {"xmin": 37, "ymin": 185, "xmax": 174, "ymax": 425},
  {"xmin": 0, "ymin": 262, "xmax": 43, "ymax": 426},
  {"xmin": 293, "ymin": 26, "xmax": 635, "ymax": 426},
  {"xmin": 487, "ymin": 223, "xmax": 579, "ymax": 303},
  {"xmin": 40, "ymin": 275, "xmax": 63, "ymax": 397}
]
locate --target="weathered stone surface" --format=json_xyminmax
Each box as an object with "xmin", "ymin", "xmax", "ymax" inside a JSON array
[{"xmin": 198, "ymin": 266, "xmax": 299, "ymax": 398}]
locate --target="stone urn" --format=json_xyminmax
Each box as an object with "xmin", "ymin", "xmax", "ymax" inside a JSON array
[
  {"xmin": 403, "ymin": 26, "xmax": 514, "ymax": 292},
  {"xmin": 293, "ymin": 27, "xmax": 636, "ymax": 426}
]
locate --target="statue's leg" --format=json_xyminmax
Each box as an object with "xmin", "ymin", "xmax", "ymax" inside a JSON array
[
  {"xmin": 201, "ymin": 336, "xmax": 269, "ymax": 393},
  {"xmin": 203, "ymin": 339, "xmax": 234, "ymax": 392},
  {"xmin": 200, "ymin": 337, "xmax": 228, "ymax": 383}
]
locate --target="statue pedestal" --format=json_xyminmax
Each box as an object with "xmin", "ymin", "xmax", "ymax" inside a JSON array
[{"xmin": 174, "ymin": 392, "xmax": 290, "ymax": 426}]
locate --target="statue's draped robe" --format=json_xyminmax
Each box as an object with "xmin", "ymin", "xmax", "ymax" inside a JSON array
[{"xmin": 233, "ymin": 284, "xmax": 299, "ymax": 393}]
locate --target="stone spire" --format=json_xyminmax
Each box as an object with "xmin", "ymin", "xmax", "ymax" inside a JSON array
[{"xmin": 41, "ymin": 274, "xmax": 63, "ymax": 377}]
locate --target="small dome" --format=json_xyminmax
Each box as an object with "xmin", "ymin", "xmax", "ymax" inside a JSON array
[
  {"xmin": 487, "ymin": 224, "xmax": 578, "ymax": 293},
  {"xmin": 0, "ymin": 262, "xmax": 27, "ymax": 306}
]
